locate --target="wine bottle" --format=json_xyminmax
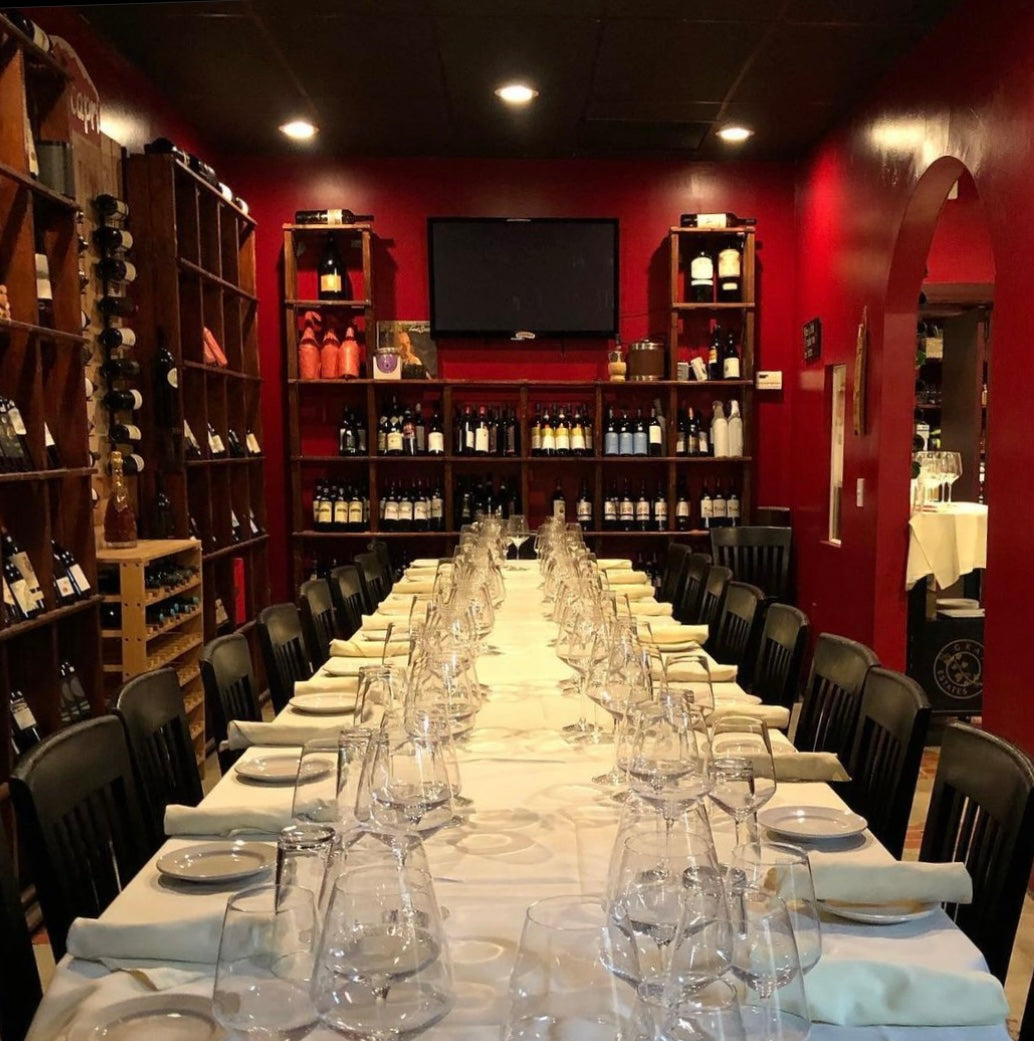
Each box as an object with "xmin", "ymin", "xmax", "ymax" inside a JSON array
[
  {"xmin": 4, "ymin": 557, "xmax": 36, "ymax": 620},
  {"xmin": 576, "ymin": 479, "xmax": 592, "ymax": 531},
  {"xmin": 708, "ymin": 325, "xmax": 722, "ymax": 380},
  {"xmin": 540, "ymin": 406, "xmax": 556, "ymax": 456},
  {"xmin": 717, "ymin": 242, "xmax": 742, "ymax": 302},
  {"xmin": 603, "ymin": 407, "xmax": 618, "ymax": 456},
  {"xmin": 675, "ymin": 481, "xmax": 691, "ymax": 532},
  {"xmin": 632, "ymin": 408, "xmax": 648, "ymax": 457},
  {"xmin": 154, "ymin": 330, "xmax": 179, "ymax": 428},
  {"xmin": 711, "ymin": 401, "xmax": 729, "ymax": 459},
  {"xmin": 99, "ymin": 326, "xmax": 137, "ymax": 351},
  {"xmin": 711, "ymin": 484, "xmax": 728, "ymax": 528},
  {"xmin": 226, "ymin": 430, "xmax": 247, "ymax": 458},
  {"xmin": 9, "ymin": 689, "xmax": 42, "ymax": 755},
  {"xmin": 505, "ymin": 409, "xmax": 519, "ymax": 457},
  {"xmin": 245, "ymin": 428, "xmax": 262, "ymax": 456},
  {"xmin": 727, "ymin": 486, "xmax": 741, "ymax": 527},
  {"xmin": 313, "ymin": 483, "xmax": 331, "ymax": 531},
  {"xmin": 652, "ymin": 483, "xmax": 668, "ymax": 532},
  {"xmin": 102, "ymin": 388, "xmax": 143, "ymax": 412},
  {"xmin": 347, "ymin": 486, "xmax": 364, "ymax": 532},
  {"xmin": 554, "ymin": 406, "xmax": 571, "ymax": 456},
  {"xmin": 183, "ymin": 419, "xmax": 203, "ymax": 459},
  {"xmin": 635, "ymin": 481, "xmax": 651, "ymax": 532},
  {"xmin": 603, "ymin": 486, "xmax": 618, "ymax": 531},
  {"xmin": 93, "ymin": 226, "xmax": 134, "ymax": 251},
  {"xmin": 295, "ymin": 208, "xmax": 373, "ymax": 225},
  {"xmin": 52, "ymin": 541, "xmax": 78, "ymax": 605},
  {"xmin": 679, "ymin": 213, "xmax": 756, "ymax": 229},
  {"xmin": 338, "ymin": 409, "xmax": 356, "ymax": 456},
  {"xmin": 475, "ymin": 406, "xmax": 490, "ymax": 455},
  {"xmin": 94, "ymin": 194, "xmax": 129, "ymax": 219},
  {"xmin": 100, "ymin": 356, "xmax": 141, "ymax": 379},
  {"xmin": 144, "ymin": 136, "xmax": 188, "ymax": 163},
  {"xmin": 43, "ymin": 422, "xmax": 60, "ymax": 469},
  {"xmin": 109, "ymin": 452, "xmax": 145, "ymax": 475},
  {"xmin": 675, "ymin": 410, "xmax": 687, "ymax": 456},
  {"xmin": 427, "ymin": 483, "xmax": 442, "ymax": 530},
  {"xmin": 104, "ymin": 452, "xmax": 138, "ymax": 548},
  {"xmin": 4, "ymin": 10, "xmax": 51, "ymax": 50},
  {"xmin": 414, "ymin": 403, "xmax": 426, "ymax": 455},
  {"xmin": 648, "ymin": 408, "xmax": 664, "ymax": 457},
  {"xmin": 401, "ymin": 406, "xmax": 417, "ymax": 456},
  {"xmin": 699, "ymin": 481, "xmax": 714, "ymax": 531},
  {"xmin": 619, "ymin": 481, "xmax": 634, "ymax": 532},
  {"xmin": 722, "ymin": 330, "xmax": 741, "ymax": 379},
  {"xmin": 728, "ymin": 400, "xmax": 744, "ymax": 458},
  {"xmin": 151, "ymin": 473, "xmax": 176, "ymax": 538},
  {"xmin": 428, "ymin": 408, "xmax": 445, "ymax": 455},
  {"xmin": 207, "ymin": 423, "xmax": 226, "ymax": 458},
  {"xmin": 530, "ymin": 406, "xmax": 542, "ymax": 456},
  {"xmin": 0, "ymin": 398, "xmax": 30, "ymax": 470},
  {"xmin": 396, "ymin": 483, "xmax": 414, "ymax": 532},
  {"xmin": 98, "ymin": 295, "xmax": 137, "ymax": 319},
  {"xmin": 248, "ymin": 507, "xmax": 262, "ymax": 536},
  {"xmin": 690, "ymin": 248, "xmax": 714, "ymax": 302},
  {"xmin": 550, "ymin": 480, "xmax": 566, "ymax": 522},
  {"xmin": 58, "ymin": 661, "xmax": 91, "ymax": 725},
  {"xmin": 96, "ymin": 257, "xmax": 136, "ymax": 283},
  {"xmin": 230, "ymin": 508, "xmax": 243, "ymax": 543},
  {"xmin": 570, "ymin": 407, "xmax": 585, "ymax": 456},
  {"xmin": 34, "ymin": 234, "xmax": 53, "ymax": 326},
  {"xmin": 317, "ymin": 234, "xmax": 350, "ymax": 301},
  {"xmin": 1, "ymin": 526, "xmax": 44, "ymax": 614},
  {"xmin": 108, "ymin": 421, "xmax": 142, "ymax": 444}
]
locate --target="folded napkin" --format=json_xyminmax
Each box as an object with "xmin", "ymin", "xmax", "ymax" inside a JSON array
[
  {"xmin": 639, "ymin": 623, "xmax": 709, "ymax": 645},
  {"xmin": 765, "ymin": 750, "xmax": 849, "ymax": 782},
  {"xmin": 628, "ymin": 600, "xmax": 674, "ymax": 617},
  {"xmin": 596, "ymin": 558, "xmax": 633, "ymax": 571},
  {"xmin": 321, "ymin": 658, "xmax": 368, "ymax": 677},
  {"xmin": 710, "ymin": 703, "xmax": 790, "ymax": 729},
  {"xmin": 361, "ymin": 612, "xmax": 404, "ymax": 632},
  {"xmin": 655, "ymin": 658, "xmax": 738, "ymax": 683},
  {"xmin": 809, "ymin": 855, "xmax": 972, "ymax": 904},
  {"xmin": 605, "ymin": 570, "xmax": 651, "ymax": 585},
  {"xmin": 411, "ymin": 558, "xmax": 448, "ymax": 568},
  {"xmin": 804, "ymin": 942, "xmax": 1005, "ymax": 1027},
  {"xmin": 330, "ymin": 637, "xmax": 409, "ymax": 658},
  {"xmin": 226, "ymin": 718, "xmax": 352, "ymax": 751},
  {"xmin": 293, "ymin": 673, "xmax": 359, "ymax": 695},
  {"xmin": 619, "ymin": 583, "xmax": 658, "ymax": 601},
  {"xmin": 393, "ymin": 579, "xmax": 435, "ymax": 595},
  {"xmin": 165, "ymin": 803, "xmax": 291, "ymax": 836}
]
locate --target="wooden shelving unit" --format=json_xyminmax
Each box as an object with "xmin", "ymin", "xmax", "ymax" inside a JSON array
[
  {"xmin": 0, "ymin": 16, "xmax": 102, "ymax": 780},
  {"xmin": 281, "ymin": 222, "xmax": 761, "ymax": 588},
  {"xmin": 97, "ymin": 539, "xmax": 205, "ymax": 769},
  {"xmin": 124, "ymin": 153, "xmax": 270, "ymax": 667}
]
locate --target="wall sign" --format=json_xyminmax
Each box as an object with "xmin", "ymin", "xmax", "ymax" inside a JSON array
[
  {"xmin": 51, "ymin": 37, "xmax": 101, "ymax": 144},
  {"xmin": 803, "ymin": 318, "xmax": 821, "ymax": 362}
]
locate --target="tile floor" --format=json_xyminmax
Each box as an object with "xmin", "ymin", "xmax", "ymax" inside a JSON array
[{"xmin": 30, "ymin": 739, "xmax": 1034, "ymax": 1038}]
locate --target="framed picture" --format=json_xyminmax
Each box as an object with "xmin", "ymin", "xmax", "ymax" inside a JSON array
[{"xmin": 376, "ymin": 320, "xmax": 438, "ymax": 377}]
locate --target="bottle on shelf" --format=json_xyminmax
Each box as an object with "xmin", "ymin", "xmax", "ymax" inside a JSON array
[
  {"xmin": 93, "ymin": 226, "xmax": 134, "ymax": 252},
  {"xmin": 540, "ymin": 405, "xmax": 556, "ymax": 456},
  {"xmin": 207, "ymin": 422, "xmax": 227, "ymax": 458},
  {"xmin": 96, "ymin": 256, "xmax": 137, "ymax": 284},
  {"xmin": 504, "ymin": 409, "xmax": 519, "ymax": 457},
  {"xmin": 246, "ymin": 428, "xmax": 263, "ymax": 456},
  {"xmin": 632, "ymin": 408, "xmax": 648, "ymax": 457},
  {"xmin": 635, "ymin": 481, "xmax": 651, "ymax": 532},
  {"xmin": 675, "ymin": 481, "xmax": 691, "ymax": 532},
  {"xmin": 230, "ymin": 508, "xmax": 243, "ymax": 543},
  {"xmin": 707, "ymin": 325, "xmax": 722, "ymax": 380},
  {"xmin": 98, "ymin": 294, "xmax": 137, "ymax": 319},
  {"xmin": 648, "ymin": 407, "xmax": 664, "ymax": 457},
  {"xmin": 9, "ymin": 689, "xmax": 42, "ymax": 756},
  {"xmin": 530, "ymin": 407, "xmax": 542, "ymax": 456},
  {"xmin": 722, "ymin": 329, "xmax": 742, "ymax": 379},
  {"xmin": 0, "ymin": 397, "xmax": 31, "ymax": 471},
  {"xmin": 183, "ymin": 419, "xmax": 203, "ymax": 459},
  {"xmin": 4, "ymin": 556, "xmax": 37, "ymax": 621},
  {"xmin": 711, "ymin": 483, "xmax": 728, "ymax": 528},
  {"xmin": 430, "ymin": 482, "xmax": 444, "ymax": 530},
  {"xmin": 150, "ymin": 473, "xmax": 176, "ymax": 538},
  {"xmin": 426, "ymin": 407, "xmax": 445, "ymax": 456},
  {"xmin": 34, "ymin": 233, "xmax": 53, "ymax": 326},
  {"xmin": 108, "ymin": 420, "xmax": 142, "ymax": 445},
  {"xmin": 317, "ymin": 234, "xmax": 351, "ymax": 301},
  {"xmin": 43, "ymin": 423, "xmax": 60, "ymax": 469},
  {"xmin": 554, "ymin": 405, "xmax": 571, "ymax": 456},
  {"xmin": 618, "ymin": 481, "xmax": 635, "ymax": 532},
  {"xmin": 711, "ymin": 401, "xmax": 730, "ymax": 459},
  {"xmin": 312, "ymin": 483, "xmax": 331, "ymax": 532},
  {"xmin": 109, "ymin": 452, "xmax": 145, "ymax": 475},
  {"xmin": 618, "ymin": 410, "xmax": 634, "ymax": 456},
  {"xmin": 94, "ymin": 194, "xmax": 130, "ymax": 220},
  {"xmin": 227, "ymin": 430, "xmax": 247, "ymax": 458},
  {"xmin": 699, "ymin": 480, "xmax": 714, "ymax": 531},
  {"xmin": 727, "ymin": 486, "xmax": 741, "ymax": 527},
  {"xmin": 728, "ymin": 400, "xmax": 744, "ymax": 458},
  {"xmin": 603, "ymin": 486, "xmax": 618, "ymax": 531},
  {"xmin": 680, "ymin": 213, "xmax": 755, "ymax": 229},
  {"xmin": 2, "ymin": 525, "xmax": 45, "ymax": 615},
  {"xmin": 413, "ymin": 403, "xmax": 426, "ymax": 455},
  {"xmin": 550, "ymin": 480, "xmax": 566, "ymax": 522},
  {"xmin": 58, "ymin": 661, "xmax": 91, "ymax": 725},
  {"xmin": 154, "ymin": 330, "xmax": 179, "ymax": 428},
  {"xmin": 100, "ymin": 356, "xmax": 141, "ymax": 380},
  {"xmin": 295, "ymin": 208, "xmax": 374, "ymax": 225},
  {"xmin": 603, "ymin": 407, "xmax": 618, "ymax": 456},
  {"xmin": 576, "ymin": 479, "xmax": 592, "ymax": 531},
  {"xmin": 690, "ymin": 248, "xmax": 714, "ymax": 303},
  {"xmin": 104, "ymin": 451, "xmax": 138, "ymax": 548},
  {"xmin": 102, "ymin": 388, "xmax": 143, "ymax": 412},
  {"xmin": 248, "ymin": 506, "xmax": 263, "ymax": 537},
  {"xmin": 694, "ymin": 408, "xmax": 709, "ymax": 457},
  {"xmin": 652, "ymin": 483, "xmax": 668, "ymax": 532},
  {"xmin": 717, "ymin": 241, "xmax": 742, "ymax": 302},
  {"xmin": 412, "ymin": 482, "xmax": 429, "ymax": 531},
  {"xmin": 675, "ymin": 410, "xmax": 688, "ymax": 456}
]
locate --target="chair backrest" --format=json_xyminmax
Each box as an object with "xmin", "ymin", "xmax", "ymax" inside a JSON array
[
  {"xmin": 369, "ymin": 540, "xmax": 394, "ymax": 586},
  {"xmin": 355, "ymin": 552, "xmax": 387, "ymax": 607},
  {"xmin": 328, "ymin": 564, "xmax": 365, "ymax": 638},
  {"xmin": 257, "ymin": 603, "xmax": 313, "ymax": 713},
  {"xmin": 299, "ymin": 578, "xmax": 339, "ymax": 664},
  {"xmin": 709, "ymin": 526, "xmax": 792, "ymax": 601},
  {"xmin": 201, "ymin": 632, "xmax": 262, "ymax": 773},
  {"xmin": 115, "ymin": 667, "xmax": 202, "ymax": 852},
  {"xmin": 920, "ymin": 723, "xmax": 1034, "ymax": 983},
  {"xmin": 843, "ymin": 667, "xmax": 930, "ymax": 859},
  {"xmin": 705, "ymin": 581, "xmax": 764, "ymax": 679},
  {"xmin": 0, "ymin": 812, "xmax": 41, "ymax": 1041},
  {"xmin": 658, "ymin": 543, "xmax": 691, "ymax": 605},
  {"xmin": 10, "ymin": 716, "xmax": 149, "ymax": 959},
  {"xmin": 698, "ymin": 564, "xmax": 733, "ymax": 627},
  {"xmin": 675, "ymin": 552, "xmax": 712, "ymax": 624},
  {"xmin": 749, "ymin": 603, "xmax": 809, "ymax": 710},
  {"xmin": 794, "ymin": 633, "xmax": 879, "ymax": 763}
]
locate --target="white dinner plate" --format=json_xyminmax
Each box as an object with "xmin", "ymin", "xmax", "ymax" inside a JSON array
[
  {"xmin": 235, "ymin": 753, "xmax": 327, "ymax": 784},
  {"xmin": 156, "ymin": 841, "xmax": 274, "ymax": 883},
  {"xmin": 321, "ymin": 658, "xmax": 367, "ymax": 677},
  {"xmin": 289, "ymin": 693, "xmax": 356, "ymax": 715},
  {"xmin": 820, "ymin": 898, "xmax": 939, "ymax": 925},
  {"xmin": 69, "ymin": 994, "xmax": 225, "ymax": 1041},
  {"xmin": 757, "ymin": 805, "xmax": 868, "ymax": 841}
]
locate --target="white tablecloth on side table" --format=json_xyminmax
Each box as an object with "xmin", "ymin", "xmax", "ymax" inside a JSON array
[{"xmin": 907, "ymin": 502, "xmax": 988, "ymax": 590}]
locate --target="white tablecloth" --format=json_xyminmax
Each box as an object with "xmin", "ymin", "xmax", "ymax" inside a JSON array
[
  {"xmin": 28, "ymin": 564, "xmax": 1009, "ymax": 1041},
  {"xmin": 907, "ymin": 503, "xmax": 988, "ymax": 590}
]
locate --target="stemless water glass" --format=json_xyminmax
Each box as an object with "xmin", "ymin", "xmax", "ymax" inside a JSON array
[
  {"xmin": 356, "ymin": 664, "xmax": 406, "ymax": 726},
  {"xmin": 708, "ymin": 717, "xmax": 777, "ymax": 843},
  {"xmin": 291, "ymin": 737, "xmax": 347, "ymax": 827},
  {"xmin": 212, "ymin": 884, "xmax": 317, "ymax": 1041},
  {"xmin": 276, "ymin": 822, "xmax": 336, "ymax": 900},
  {"xmin": 630, "ymin": 978, "xmax": 746, "ymax": 1041}
]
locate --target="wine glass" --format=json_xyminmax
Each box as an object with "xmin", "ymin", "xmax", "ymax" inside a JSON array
[
  {"xmin": 502, "ymin": 895, "xmax": 631, "ymax": 1041},
  {"xmin": 630, "ymin": 978, "xmax": 746, "ymax": 1041},
  {"xmin": 728, "ymin": 841, "xmax": 821, "ymax": 975},
  {"xmin": 212, "ymin": 884, "xmax": 318, "ymax": 1041},
  {"xmin": 708, "ymin": 716, "xmax": 777, "ymax": 844},
  {"xmin": 312, "ymin": 860, "xmax": 453, "ymax": 1039},
  {"xmin": 506, "ymin": 514, "xmax": 531, "ymax": 566},
  {"xmin": 941, "ymin": 450, "xmax": 962, "ymax": 503},
  {"xmin": 589, "ymin": 634, "xmax": 653, "ymax": 786},
  {"xmin": 728, "ymin": 887, "xmax": 811, "ymax": 1041}
]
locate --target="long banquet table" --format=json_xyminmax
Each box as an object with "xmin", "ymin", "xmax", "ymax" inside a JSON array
[{"xmin": 29, "ymin": 563, "xmax": 1010, "ymax": 1041}]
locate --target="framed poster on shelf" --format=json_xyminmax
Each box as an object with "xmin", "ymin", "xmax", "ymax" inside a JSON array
[{"xmin": 376, "ymin": 320, "xmax": 438, "ymax": 377}]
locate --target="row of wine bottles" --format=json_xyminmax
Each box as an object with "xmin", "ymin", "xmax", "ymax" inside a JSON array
[
  {"xmin": 100, "ymin": 594, "xmax": 201, "ymax": 633},
  {"xmin": 2, "ymin": 529, "xmax": 93, "ymax": 624},
  {"xmin": 0, "ymin": 395, "xmax": 60, "ymax": 471},
  {"xmin": 184, "ymin": 420, "xmax": 263, "ymax": 459},
  {"xmin": 98, "ymin": 557, "xmax": 199, "ymax": 597},
  {"xmin": 9, "ymin": 660, "xmax": 93, "ymax": 759}
]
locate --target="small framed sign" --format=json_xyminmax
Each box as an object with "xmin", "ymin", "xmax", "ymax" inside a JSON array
[{"xmin": 803, "ymin": 318, "xmax": 822, "ymax": 363}]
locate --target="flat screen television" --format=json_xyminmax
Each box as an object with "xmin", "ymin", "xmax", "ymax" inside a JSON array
[{"xmin": 428, "ymin": 217, "xmax": 619, "ymax": 338}]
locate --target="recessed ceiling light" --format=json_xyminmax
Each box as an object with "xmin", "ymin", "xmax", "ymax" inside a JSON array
[
  {"xmin": 716, "ymin": 124, "xmax": 753, "ymax": 143},
  {"xmin": 495, "ymin": 83, "xmax": 538, "ymax": 106},
  {"xmin": 279, "ymin": 119, "xmax": 318, "ymax": 141}
]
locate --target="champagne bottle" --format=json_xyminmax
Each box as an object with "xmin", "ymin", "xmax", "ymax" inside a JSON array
[
  {"xmin": 104, "ymin": 451, "xmax": 138, "ymax": 548},
  {"xmin": 317, "ymin": 234, "xmax": 350, "ymax": 301}
]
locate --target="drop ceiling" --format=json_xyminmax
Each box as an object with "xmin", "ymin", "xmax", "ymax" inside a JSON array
[{"xmin": 77, "ymin": 0, "xmax": 962, "ymax": 159}]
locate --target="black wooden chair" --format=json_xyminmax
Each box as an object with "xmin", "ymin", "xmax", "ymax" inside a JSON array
[
  {"xmin": 355, "ymin": 551, "xmax": 388, "ymax": 608},
  {"xmin": 793, "ymin": 633, "xmax": 879, "ymax": 765},
  {"xmin": 697, "ymin": 564, "xmax": 733, "ymax": 628},
  {"xmin": 116, "ymin": 666, "xmax": 203, "ymax": 852},
  {"xmin": 704, "ymin": 580, "xmax": 764, "ymax": 682},
  {"xmin": 257, "ymin": 603, "xmax": 313, "ymax": 713},
  {"xmin": 920, "ymin": 723, "xmax": 1034, "ymax": 983},
  {"xmin": 675, "ymin": 552, "xmax": 712, "ymax": 624},
  {"xmin": 749, "ymin": 603, "xmax": 809, "ymax": 711},
  {"xmin": 842, "ymin": 667, "xmax": 930, "ymax": 859},
  {"xmin": 201, "ymin": 633, "xmax": 263, "ymax": 773},
  {"xmin": 709, "ymin": 526, "xmax": 792, "ymax": 602},
  {"xmin": 299, "ymin": 578, "xmax": 339, "ymax": 664},
  {"xmin": 369, "ymin": 540, "xmax": 395, "ymax": 587},
  {"xmin": 329, "ymin": 564, "xmax": 365, "ymax": 638},
  {"xmin": 10, "ymin": 716, "xmax": 150, "ymax": 959},
  {"xmin": 0, "ymin": 812, "xmax": 41, "ymax": 1041},
  {"xmin": 658, "ymin": 543, "xmax": 691, "ymax": 606}
]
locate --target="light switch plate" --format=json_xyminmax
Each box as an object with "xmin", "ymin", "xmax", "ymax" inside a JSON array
[{"xmin": 756, "ymin": 370, "xmax": 783, "ymax": 390}]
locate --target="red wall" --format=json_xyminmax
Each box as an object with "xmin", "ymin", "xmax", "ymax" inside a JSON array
[
  {"xmin": 219, "ymin": 157, "xmax": 799, "ymax": 600},
  {"xmin": 791, "ymin": 0, "xmax": 1032, "ymax": 749},
  {"xmin": 925, "ymin": 173, "xmax": 995, "ymax": 287}
]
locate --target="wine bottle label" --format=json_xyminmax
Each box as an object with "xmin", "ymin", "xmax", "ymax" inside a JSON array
[
  {"xmin": 552, "ymin": 500, "xmax": 566, "ymax": 521},
  {"xmin": 398, "ymin": 500, "xmax": 414, "ymax": 521},
  {"xmin": 12, "ymin": 697, "xmax": 37, "ymax": 730},
  {"xmin": 428, "ymin": 431, "xmax": 444, "ymax": 454},
  {"xmin": 632, "ymin": 432, "xmax": 648, "ymax": 455},
  {"xmin": 475, "ymin": 427, "xmax": 490, "ymax": 453},
  {"xmin": 717, "ymin": 249, "xmax": 741, "ymax": 277},
  {"xmin": 316, "ymin": 501, "xmax": 333, "ymax": 525},
  {"xmin": 127, "ymin": 390, "xmax": 143, "ymax": 410},
  {"xmin": 414, "ymin": 501, "xmax": 429, "ymax": 522},
  {"xmin": 618, "ymin": 432, "xmax": 634, "ymax": 455},
  {"xmin": 326, "ymin": 210, "xmax": 345, "ymax": 224},
  {"xmin": 655, "ymin": 502, "xmax": 668, "ymax": 523},
  {"xmin": 246, "ymin": 432, "xmax": 261, "ymax": 453},
  {"xmin": 700, "ymin": 498, "xmax": 714, "ymax": 519},
  {"xmin": 619, "ymin": 501, "xmax": 635, "ymax": 521},
  {"xmin": 69, "ymin": 563, "xmax": 91, "ymax": 593},
  {"xmin": 530, "ymin": 425, "xmax": 542, "ymax": 452},
  {"xmin": 728, "ymin": 499, "xmax": 741, "ymax": 520},
  {"xmin": 117, "ymin": 327, "xmax": 138, "ymax": 347},
  {"xmin": 464, "ymin": 429, "xmax": 475, "ymax": 450},
  {"xmin": 10, "ymin": 576, "xmax": 33, "ymax": 616},
  {"xmin": 431, "ymin": 497, "xmax": 444, "ymax": 519},
  {"xmin": 635, "ymin": 501, "xmax": 650, "ymax": 522},
  {"xmin": 211, "ymin": 434, "xmax": 225, "ymax": 454},
  {"xmin": 333, "ymin": 501, "xmax": 348, "ymax": 525},
  {"xmin": 690, "ymin": 256, "xmax": 714, "ymax": 281},
  {"xmin": 120, "ymin": 260, "xmax": 137, "ymax": 282},
  {"xmin": 698, "ymin": 433, "xmax": 709, "ymax": 454},
  {"xmin": 8, "ymin": 407, "xmax": 26, "ymax": 436},
  {"xmin": 44, "ymin": 423, "xmax": 55, "ymax": 447},
  {"xmin": 675, "ymin": 432, "xmax": 686, "ymax": 454},
  {"xmin": 604, "ymin": 501, "xmax": 618, "ymax": 521},
  {"xmin": 723, "ymin": 358, "xmax": 741, "ymax": 379},
  {"xmin": 344, "ymin": 501, "xmax": 360, "ymax": 525},
  {"xmin": 56, "ymin": 576, "xmax": 75, "ymax": 598},
  {"xmin": 712, "ymin": 499, "xmax": 727, "ymax": 518},
  {"xmin": 541, "ymin": 428, "xmax": 556, "ymax": 453},
  {"xmin": 320, "ymin": 273, "xmax": 343, "ymax": 294},
  {"xmin": 649, "ymin": 426, "xmax": 663, "ymax": 446},
  {"xmin": 117, "ymin": 424, "xmax": 142, "ymax": 441},
  {"xmin": 387, "ymin": 431, "xmax": 404, "ymax": 453},
  {"xmin": 604, "ymin": 432, "xmax": 619, "ymax": 455},
  {"xmin": 555, "ymin": 428, "xmax": 571, "ymax": 452},
  {"xmin": 571, "ymin": 429, "xmax": 586, "ymax": 452},
  {"xmin": 384, "ymin": 500, "xmax": 400, "ymax": 522},
  {"xmin": 35, "ymin": 253, "xmax": 52, "ymax": 300},
  {"xmin": 676, "ymin": 501, "xmax": 691, "ymax": 519}
]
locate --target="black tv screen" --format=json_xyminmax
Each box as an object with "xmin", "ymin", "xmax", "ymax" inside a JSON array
[{"xmin": 428, "ymin": 217, "xmax": 619, "ymax": 338}]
